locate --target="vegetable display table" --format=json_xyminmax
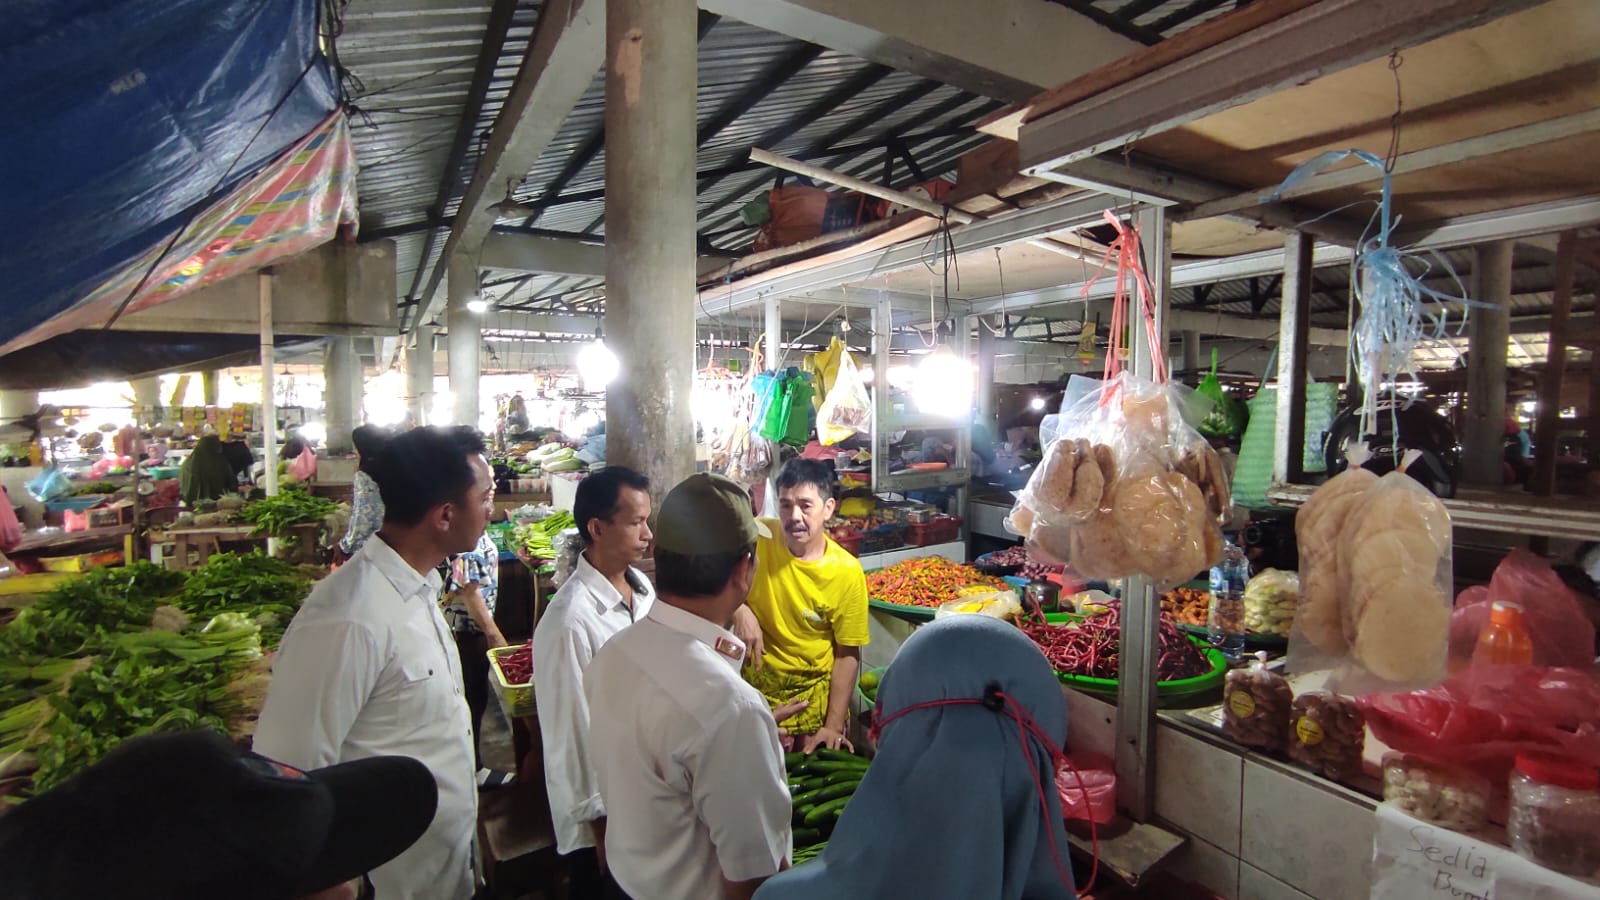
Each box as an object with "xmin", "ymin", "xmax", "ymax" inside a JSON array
[{"xmin": 163, "ymin": 524, "xmax": 264, "ymax": 570}]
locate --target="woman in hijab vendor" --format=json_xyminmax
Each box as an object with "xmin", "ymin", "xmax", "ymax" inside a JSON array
[
  {"xmin": 755, "ymin": 614, "xmax": 1076, "ymax": 900},
  {"xmin": 179, "ymin": 434, "xmax": 236, "ymax": 505}
]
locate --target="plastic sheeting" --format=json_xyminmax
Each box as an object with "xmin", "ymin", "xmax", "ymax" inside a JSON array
[
  {"xmin": 0, "ymin": 330, "xmax": 326, "ymax": 391},
  {"xmin": 0, "ymin": 0, "xmax": 340, "ymax": 353}
]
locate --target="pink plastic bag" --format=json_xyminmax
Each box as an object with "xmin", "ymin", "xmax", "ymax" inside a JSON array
[
  {"xmin": 1450, "ymin": 549, "xmax": 1596, "ymax": 668},
  {"xmin": 289, "ymin": 446, "xmax": 318, "ymax": 482},
  {"xmin": 1357, "ymin": 665, "xmax": 1600, "ymax": 783},
  {"xmin": 1057, "ymin": 752, "xmax": 1117, "ymax": 824}
]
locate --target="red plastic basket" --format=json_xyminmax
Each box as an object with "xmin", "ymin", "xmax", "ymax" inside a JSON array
[{"xmin": 907, "ymin": 515, "xmax": 961, "ymax": 547}]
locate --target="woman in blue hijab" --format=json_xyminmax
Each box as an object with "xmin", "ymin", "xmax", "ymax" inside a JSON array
[{"xmin": 755, "ymin": 614, "xmax": 1077, "ymax": 900}]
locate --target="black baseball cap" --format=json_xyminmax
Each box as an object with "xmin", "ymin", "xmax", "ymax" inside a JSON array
[{"xmin": 0, "ymin": 729, "xmax": 438, "ymax": 900}]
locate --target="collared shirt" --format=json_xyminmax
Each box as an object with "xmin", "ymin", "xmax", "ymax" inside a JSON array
[
  {"xmin": 532, "ymin": 551, "xmax": 655, "ymax": 854},
  {"xmin": 440, "ymin": 532, "xmax": 500, "ymax": 634},
  {"xmin": 339, "ymin": 470, "xmax": 384, "ymax": 555},
  {"xmin": 254, "ymin": 536, "xmax": 477, "ymax": 900},
  {"xmin": 586, "ymin": 602, "xmax": 791, "ymax": 900}
]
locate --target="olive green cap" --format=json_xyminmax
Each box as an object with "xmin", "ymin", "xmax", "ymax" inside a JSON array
[{"xmin": 654, "ymin": 473, "xmax": 771, "ymax": 555}]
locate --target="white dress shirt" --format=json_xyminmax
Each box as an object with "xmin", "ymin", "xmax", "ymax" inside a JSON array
[
  {"xmin": 586, "ymin": 602, "xmax": 792, "ymax": 900},
  {"xmin": 532, "ymin": 551, "xmax": 655, "ymax": 854},
  {"xmin": 254, "ymin": 536, "xmax": 477, "ymax": 900}
]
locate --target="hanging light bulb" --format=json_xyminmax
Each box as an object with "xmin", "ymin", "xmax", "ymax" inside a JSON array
[
  {"xmin": 577, "ymin": 333, "xmax": 619, "ymax": 391},
  {"xmin": 912, "ymin": 349, "xmax": 973, "ymax": 418},
  {"xmin": 465, "ymin": 297, "xmax": 490, "ymax": 314}
]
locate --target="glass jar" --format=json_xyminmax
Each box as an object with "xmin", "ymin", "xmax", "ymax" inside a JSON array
[
  {"xmin": 1381, "ymin": 752, "xmax": 1490, "ymax": 833},
  {"xmin": 1507, "ymin": 752, "xmax": 1600, "ymax": 879}
]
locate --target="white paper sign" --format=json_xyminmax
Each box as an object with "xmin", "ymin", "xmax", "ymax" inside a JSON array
[{"xmin": 1373, "ymin": 804, "xmax": 1600, "ymax": 900}]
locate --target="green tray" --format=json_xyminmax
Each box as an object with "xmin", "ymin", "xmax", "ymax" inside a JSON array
[
  {"xmin": 854, "ymin": 665, "xmax": 888, "ymax": 709},
  {"xmin": 1053, "ymin": 635, "xmax": 1228, "ymax": 699},
  {"xmin": 867, "ymin": 598, "xmax": 936, "ymax": 622}
]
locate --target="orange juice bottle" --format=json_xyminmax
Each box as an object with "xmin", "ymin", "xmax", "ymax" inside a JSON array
[{"xmin": 1471, "ymin": 600, "xmax": 1535, "ymax": 667}]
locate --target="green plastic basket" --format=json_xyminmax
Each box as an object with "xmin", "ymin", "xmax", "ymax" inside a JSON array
[{"xmin": 1053, "ymin": 636, "xmax": 1228, "ymax": 700}]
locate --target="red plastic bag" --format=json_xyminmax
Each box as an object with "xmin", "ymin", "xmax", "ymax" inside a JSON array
[
  {"xmin": 1357, "ymin": 665, "xmax": 1600, "ymax": 783},
  {"xmin": 1450, "ymin": 549, "xmax": 1596, "ymax": 668},
  {"xmin": 1057, "ymin": 752, "xmax": 1116, "ymax": 824}
]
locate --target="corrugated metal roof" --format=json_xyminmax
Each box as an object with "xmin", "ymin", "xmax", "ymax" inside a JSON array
[{"xmin": 335, "ymin": 4, "xmax": 1008, "ymax": 321}]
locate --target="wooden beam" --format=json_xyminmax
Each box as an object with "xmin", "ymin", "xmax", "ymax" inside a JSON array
[
  {"xmin": 1531, "ymin": 231, "xmax": 1578, "ymax": 497},
  {"xmin": 978, "ymin": 0, "xmax": 1318, "ymax": 140},
  {"xmin": 1017, "ymin": 0, "xmax": 1548, "ymax": 171}
]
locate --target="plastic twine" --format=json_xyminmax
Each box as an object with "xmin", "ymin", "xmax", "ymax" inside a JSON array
[{"xmin": 1261, "ymin": 150, "xmax": 1480, "ymax": 435}]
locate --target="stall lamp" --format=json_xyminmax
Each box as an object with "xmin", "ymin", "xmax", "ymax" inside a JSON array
[
  {"xmin": 577, "ymin": 335, "xmax": 619, "ymax": 390},
  {"xmin": 465, "ymin": 297, "xmax": 490, "ymax": 314},
  {"xmin": 1029, "ymin": 396, "xmax": 1046, "ymax": 411},
  {"xmin": 912, "ymin": 350, "xmax": 973, "ymax": 418},
  {"xmin": 298, "ymin": 421, "xmax": 327, "ymax": 445}
]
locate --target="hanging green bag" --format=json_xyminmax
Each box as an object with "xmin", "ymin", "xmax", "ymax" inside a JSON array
[{"xmin": 1197, "ymin": 348, "xmax": 1246, "ymax": 439}]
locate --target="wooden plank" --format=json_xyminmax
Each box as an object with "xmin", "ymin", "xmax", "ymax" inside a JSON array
[
  {"xmin": 1531, "ymin": 230, "xmax": 1578, "ymax": 496},
  {"xmin": 976, "ymin": 0, "xmax": 1319, "ymax": 140}
]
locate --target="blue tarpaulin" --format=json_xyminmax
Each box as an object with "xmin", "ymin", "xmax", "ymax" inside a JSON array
[{"xmin": 0, "ymin": 0, "xmax": 340, "ymax": 351}]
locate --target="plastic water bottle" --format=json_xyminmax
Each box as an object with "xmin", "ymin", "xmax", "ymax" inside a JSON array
[
  {"xmin": 1471, "ymin": 600, "xmax": 1535, "ymax": 667},
  {"xmin": 1208, "ymin": 539, "xmax": 1249, "ymax": 658}
]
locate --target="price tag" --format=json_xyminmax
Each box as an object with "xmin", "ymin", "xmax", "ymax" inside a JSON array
[{"xmin": 1372, "ymin": 804, "xmax": 1598, "ymax": 900}]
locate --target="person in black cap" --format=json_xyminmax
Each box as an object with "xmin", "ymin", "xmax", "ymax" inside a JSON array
[{"xmin": 0, "ymin": 729, "xmax": 437, "ymax": 900}]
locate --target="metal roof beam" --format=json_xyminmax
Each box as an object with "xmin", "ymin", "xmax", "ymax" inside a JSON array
[
  {"xmin": 695, "ymin": 80, "xmax": 949, "ymax": 234},
  {"xmin": 1184, "ymin": 109, "xmax": 1600, "ymax": 222},
  {"xmin": 1019, "ymin": 0, "xmax": 1550, "ymax": 173},
  {"xmin": 967, "ymin": 195, "xmax": 1600, "ymax": 316},
  {"xmin": 410, "ymin": 0, "xmax": 607, "ymax": 330},
  {"xmin": 398, "ymin": 0, "xmax": 520, "ymax": 324},
  {"xmin": 699, "ymin": 0, "xmax": 1139, "ymax": 102},
  {"xmin": 697, "ymin": 193, "xmax": 1113, "ymax": 318}
]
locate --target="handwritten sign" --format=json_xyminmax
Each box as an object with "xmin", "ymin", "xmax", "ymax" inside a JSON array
[{"xmin": 1373, "ymin": 804, "xmax": 1600, "ymax": 900}]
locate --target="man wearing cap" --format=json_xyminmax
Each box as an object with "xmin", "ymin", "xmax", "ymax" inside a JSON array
[
  {"xmin": 585, "ymin": 474, "xmax": 798, "ymax": 900},
  {"xmin": 0, "ymin": 729, "xmax": 439, "ymax": 900},
  {"xmin": 254, "ymin": 426, "xmax": 494, "ymax": 900}
]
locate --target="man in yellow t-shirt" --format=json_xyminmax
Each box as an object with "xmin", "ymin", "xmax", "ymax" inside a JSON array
[{"xmin": 735, "ymin": 459, "xmax": 869, "ymax": 753}]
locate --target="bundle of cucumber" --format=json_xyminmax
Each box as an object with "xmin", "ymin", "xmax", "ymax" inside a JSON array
[{"xmin": 786, "ymin": 748, "xmax": 870, "ymax": 863}]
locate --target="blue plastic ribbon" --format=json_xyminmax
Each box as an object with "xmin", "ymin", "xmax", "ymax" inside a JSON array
[{"xmin": 1263, "ymin": 150, "xmax": 1484, "ymax": 434}]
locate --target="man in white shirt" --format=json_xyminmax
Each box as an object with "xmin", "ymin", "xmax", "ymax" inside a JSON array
[
  {"xmin": 255, "ymin": 426, "xmax": 495, "ymax": 900},
  {"xmin": 532, "ymin": 465, "xmax": 655, "ymax": 896},
  {"xmin": 586, "ymin": 474, "xmax": 798, "ymax": 900}
]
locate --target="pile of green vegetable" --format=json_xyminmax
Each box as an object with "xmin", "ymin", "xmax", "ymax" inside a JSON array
[
  {"xmin": 514, "ymin": 510, "xmax": 576, "ymax": 559},
  {"xmin": 786, "ymin": 748, "xmax": 870, "ymax": 863},
  {"xmin": 239, "ymin": 485, "xmax": 339, "ymax": 536},
  {"xmin": 0, "ymin": 554, "xmax": 314, "ymax": 802},
  {"xmin": 527, "ymin": 442, "xmax": 582, "ymax": 473}
]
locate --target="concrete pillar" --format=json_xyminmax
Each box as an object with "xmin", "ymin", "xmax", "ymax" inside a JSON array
[
  {"xmin": 130, "ymin": 378, "xmax": 161, "ymax": 423},
  {"xmin": 323, "ymin": 336, "xmax": 361, "ymax": 454},
  {"xmin": 604, "ymin": 0, "xmax": 697, "ymax": 498},
  {"xmin": 201, "ymin": 370, "xmax": 220, "ymax": 407},
  {"xmin": 1, "ymin": 390, "xmax": 37, "ymax": 424},
  {"xmin": 446, "ymin": 255, "xmax": 481, "ymax": 430},
  {"xmin": 976, "ymin": 319, "xmax": 997, "ymax": 426},
  {"xmin": 407, "ymin": 327, "xmax": 435, "ymax": 426},
  {"xmin": 1182, "ymin": 330, "xmax": 1201, "ymax": 373},
  {"xmin": 1463, "ymin": 240, "xmax": 1513, "ymax": 486}
]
